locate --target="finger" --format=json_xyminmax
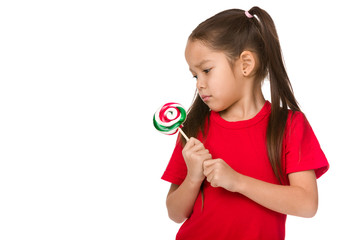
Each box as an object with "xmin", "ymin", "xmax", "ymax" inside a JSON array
[
  {"xmin": 191, "ymin": 137, "xmax": 202, "ymax": 145},
  {"xmin": 210, "ymin": 181, "xmax": 218, "ymax": 188},
  {"xmin": 206, "ymin": 170, "xmax": 219, "ymax": 188},
  {"xmin": 198, "ymin": 153, "xmax": 212, "ymax": 161},
  {"xmin": 203, "ymin": 159, "xmax": 217, "ymax": 169},
  {"xmin": 204, "ymin": 153, "xmax": 212, "ymax": 161},
  {"xmin": 197, "ymin": 149, "xmax": 210, "ymax": 156},
  {"xmin": 203, "ymin": 159, "xmax": 216, "ymax": 176},
  {"xmin": 186, "ymin": 137, "xmax": 201, "ymax": 147},
  {"xmin": 203, "ymin": 165, "xmax": 213, "ymax": 177},
  {"xmin": 204, "ymin": 172, "xmax": 215, "ymax": 187},
  {"xmin": 191, "ymin": 144, "xmax": 206, "ymax": 153},
  {"xmin": 183, "ymin": 137, "xmax": 197, "ymax": 152}
]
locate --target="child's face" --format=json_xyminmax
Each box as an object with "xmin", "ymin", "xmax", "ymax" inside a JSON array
[{"xmin": 185, "ymin": 40, "xmax": 246, "ymax": 113}]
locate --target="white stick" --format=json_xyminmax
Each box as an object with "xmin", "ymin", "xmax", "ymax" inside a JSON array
[{"xmin": 178, "ymin": 128, "xmax": 189, "ymax": 142}]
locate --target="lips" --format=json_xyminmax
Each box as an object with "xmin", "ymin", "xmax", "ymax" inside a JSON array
[{"xmin": 200, "ymin": 95, "xmax": 211, "ymax": 102}]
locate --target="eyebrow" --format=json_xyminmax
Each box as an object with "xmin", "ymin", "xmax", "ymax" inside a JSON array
[{"xmin": 189, "ymin": 59, "xmax": 212, "ymax": 72}]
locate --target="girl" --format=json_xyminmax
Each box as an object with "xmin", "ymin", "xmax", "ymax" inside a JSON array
[{"xmin": 161, "ymin": 6, "xmax": 329, "ymax": 240}]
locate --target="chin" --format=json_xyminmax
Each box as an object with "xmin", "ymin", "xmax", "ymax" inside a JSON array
[
  {"xmin": 204, "ymin": 99, "xmax": 228, "ymax": 112},
  {"xmin": 207, "ymin": 104, "xmax": 225, "ymax": 113}
]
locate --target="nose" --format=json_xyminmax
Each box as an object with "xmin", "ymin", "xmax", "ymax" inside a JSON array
[{"xmin": 196, "ymin": 77, "xmax": 206, "ymax": 90}]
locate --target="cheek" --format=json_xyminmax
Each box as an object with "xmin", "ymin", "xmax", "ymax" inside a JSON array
[
  {"xmin": 210, "ymin": 89, "xmax": 234, "ymax": 112},
  {"xmin": 209, "ymin": 66, "xmax": 238, "ymax": 94},
  {"xmin": 213, "ymin": 77, "xmax": 237, "ymax": 97}
]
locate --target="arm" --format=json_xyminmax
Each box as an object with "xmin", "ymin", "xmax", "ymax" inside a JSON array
[
  {"xmin": 203, "ymin": 159, "xmax": 318, "ymax": 218},
  {"xmin": 166, "ymin": 179, "xmax": 202, "ymax": 223},
  {"xmin": 238, "ymin": 170, "xmax": 318, "ymax": 217},
  {"xmin": 166, "ymin": 138, "xmax": 211, "ymax": 223}
]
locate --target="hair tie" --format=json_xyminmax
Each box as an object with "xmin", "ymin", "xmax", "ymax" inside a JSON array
[{"xmin": 245, "ymin": 11, "xmax": 253, "ymax": 18}]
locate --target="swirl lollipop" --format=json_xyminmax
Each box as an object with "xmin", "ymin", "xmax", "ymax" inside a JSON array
[{"xmin": 153, "ymin": 102, "xmax": 189, "ymax": 141}]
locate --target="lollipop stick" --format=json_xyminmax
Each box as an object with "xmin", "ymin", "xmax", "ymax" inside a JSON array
[{"xmin": 178, "ymin": 128, "xmax": 189, "ymax": 142}]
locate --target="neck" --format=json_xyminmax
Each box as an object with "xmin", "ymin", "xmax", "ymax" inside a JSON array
[{"xmin": 220, "ymin": 81, "xmax": 266, "ymax": 121}]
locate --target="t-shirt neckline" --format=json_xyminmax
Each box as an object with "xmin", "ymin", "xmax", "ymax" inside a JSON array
[{"xmin": 211, "ymin": 100, "xmax": 271, "ymax": 129}]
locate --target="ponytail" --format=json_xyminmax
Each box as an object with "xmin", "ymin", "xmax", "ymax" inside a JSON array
[{"xmin": 249, "ymin": 7, "xmax": 300, "ymax": 184}]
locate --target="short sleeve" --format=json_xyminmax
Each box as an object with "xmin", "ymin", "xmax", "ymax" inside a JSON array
[
  {"xmin": 284, "ymin": 111, "xmax": 329, "ymax": 178},
  {"xmin": 161, "ymin": 137, "xmax": 187, "ymax": 185}
]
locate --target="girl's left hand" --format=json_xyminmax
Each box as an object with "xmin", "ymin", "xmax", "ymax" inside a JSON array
[{"xmin": 203, "ymin": 159, "xmax": 241, "ymax": 192}]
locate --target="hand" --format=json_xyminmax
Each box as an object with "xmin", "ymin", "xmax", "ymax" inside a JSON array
[
  {"xmin": 203, "ymin": 159, "xmax": 240, "ymax": 192},
  {"xmin": 182, "ymin": 137, "xmax": 212, "ymax": 183}
]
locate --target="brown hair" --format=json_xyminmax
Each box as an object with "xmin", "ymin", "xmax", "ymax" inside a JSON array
[{"xmin": 181, "ymin": 7, "xmax": 301, "ymax": 184}]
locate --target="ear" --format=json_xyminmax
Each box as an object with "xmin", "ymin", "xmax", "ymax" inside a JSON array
[{"xmin": 239, "ymin": 50, "xmax": 256, "ymax": 77}]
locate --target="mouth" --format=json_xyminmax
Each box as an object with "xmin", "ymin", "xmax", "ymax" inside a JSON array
[{"xmin": 200, "ymin": 95, "xmax": 211, "ymax": 102}]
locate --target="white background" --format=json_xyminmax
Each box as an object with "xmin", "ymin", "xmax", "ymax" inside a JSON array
[{"xmin": 0, "ymin": 0, "xmax": 359, "ymax": 239}]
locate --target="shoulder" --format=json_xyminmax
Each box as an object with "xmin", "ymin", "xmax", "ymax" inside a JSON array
[
  {"xmin": 283, "ymin": 110, "xmax": 329, "ymax": 178},
  {"xmin": 286, "ymin": 110, "xmax": 309, "ymax": 132},
  {"xmin": 284, "ymin": 109, "xmax": 318, "ymax": 147},
  {"xmin": 283, "ymin": 109, "xmax": 317, "ymax": 145},
  {"xmin": 287, "ymin": 109, "xmax": 306, "ymax": 123}
]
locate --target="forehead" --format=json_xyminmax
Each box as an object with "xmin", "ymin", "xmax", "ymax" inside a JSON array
[
  {"xmin": 185, "ymin": 40, "xmax": 214, "ymax": 63},
  {"xmin": 185, "ymin": 40, "xmax": 231, "ymax": 71}
]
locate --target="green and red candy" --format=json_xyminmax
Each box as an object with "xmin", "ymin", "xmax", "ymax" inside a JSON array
[{"xmin": 153, "ymin": 102, "xmax": 187, "ymax": 135}]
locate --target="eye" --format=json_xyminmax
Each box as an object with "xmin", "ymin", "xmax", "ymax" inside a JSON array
[
  {"xmin": 203, "ymin": 68, "xmax": 211, "ymax": 74},
  {"xmin": 191, "ymin": 68, "xmax": 211, "ymax": 80}
]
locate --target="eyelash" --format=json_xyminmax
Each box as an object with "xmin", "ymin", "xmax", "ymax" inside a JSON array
[{"xmin": 193, "ymin": 68, "xmax": 212, "ymax": 79}]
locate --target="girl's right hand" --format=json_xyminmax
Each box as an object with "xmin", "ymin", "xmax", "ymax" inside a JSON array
[{"xmin": 182, "ymin": 137, "xmax": 212, "ymax": 183}]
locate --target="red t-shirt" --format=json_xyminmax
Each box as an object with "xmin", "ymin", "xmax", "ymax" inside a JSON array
[{"xmin": 161, "ymin": 101, "xmax": 329, "ymax": 240}]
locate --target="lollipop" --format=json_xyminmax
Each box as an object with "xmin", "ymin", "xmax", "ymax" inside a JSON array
[{"xmin": 153, "ymin": 102, "xmax": 189, "ymax": 141}]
